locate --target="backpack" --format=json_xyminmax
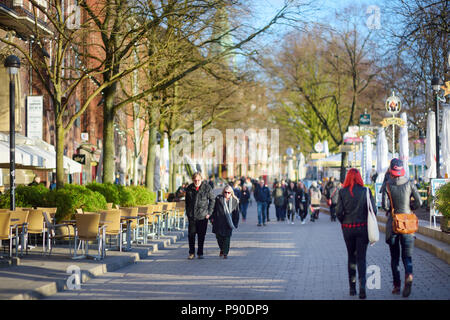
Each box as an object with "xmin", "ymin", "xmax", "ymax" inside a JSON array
[
  {"xmin": 310, "ymin": 188, "xmax": 321, "ymax": 205},
  {"xmin": 275, "ymin": 188, "xmax": 284, "ymax": 198}
]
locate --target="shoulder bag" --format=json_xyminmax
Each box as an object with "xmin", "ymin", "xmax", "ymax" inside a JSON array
[
  {"xmin": 366, "ymin": 187, "xmax": 379, "ymax": 245},
  {"xmin": 386, "ymin": 184, "xmax": 418, "ymax": 234}
]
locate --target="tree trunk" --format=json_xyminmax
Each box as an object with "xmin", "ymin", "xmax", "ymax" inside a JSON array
[
  {"xmin": 340, "ymin": 151, "xmax": 348, "ymax": 183},
  {"xmin": 102, "ymin": 85, "xmax": 117, "ymax": 184},
  {"xmin": 145, "ymin": 108, "xmax": 157, "ymax": 191},
  {"xmin": 55, "ymin": 115, "xmax": 65, "ymax": 189}
]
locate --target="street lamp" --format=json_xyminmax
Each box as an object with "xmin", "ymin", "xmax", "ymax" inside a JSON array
[
  {"xmin": 4, "ymin": 55, "xmax": 20, "ymax": 211},
  {"xmin": 431, "ymin": 76, "xmax": 442, "ymax": 178}
]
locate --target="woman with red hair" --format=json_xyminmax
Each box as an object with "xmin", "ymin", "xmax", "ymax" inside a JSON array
[{"xmin": 336, "ymin": 168, "xmax": 377, "ymax": 299}]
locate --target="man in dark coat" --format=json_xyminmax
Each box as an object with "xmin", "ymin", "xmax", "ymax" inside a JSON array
[
  {"xmin": 185, "ymin": 172, "xmax": 215, "ymax": 259},
  {"xmin": 254, "ymin": 180, "xmax": 271, "ymax": 226}
]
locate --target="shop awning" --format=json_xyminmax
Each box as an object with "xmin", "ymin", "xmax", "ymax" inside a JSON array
[
  {"xmin": 0, "ymin": 140, "xmax": 45, "ymax": 169},
  {"xmin": 0, "ymin": 132, "xmax": 83, "ymax": 173}
]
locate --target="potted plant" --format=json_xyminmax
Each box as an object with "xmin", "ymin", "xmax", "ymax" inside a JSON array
[{"xmin": 434, "ymin": 182, "xmax": 450, "ymax": 233}]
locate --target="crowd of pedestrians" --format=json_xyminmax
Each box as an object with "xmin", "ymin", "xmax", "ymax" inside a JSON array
[{"xmin": 182, "ymin": 159, "xmax": 421, "ymax": 299}]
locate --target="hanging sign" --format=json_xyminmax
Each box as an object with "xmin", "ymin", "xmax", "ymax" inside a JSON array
[
  {"xmin": 359, "ymin": 113, "xmax": 371, "ymax": 126},
  {"xmin": 381, "ymin": 117, "xmax": 406, "ymax": 127},
  {"xmin": 72, "ymin": 154, "xmax": 86, "ymax": 165},
  {"xmin": 27, "ymin": 96, "xmax": 43, "ymax": 140}
]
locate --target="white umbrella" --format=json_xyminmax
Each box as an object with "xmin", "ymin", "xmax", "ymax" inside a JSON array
[
  {"xmin": 376, "ymin": 127, "xmax": 389, "ymax": 183},
  {"xmin": 364, "ymin": 135, "xmax": 373, "ymax": 183},
  {"xmin": 323, "ymin": 140, "xmax": 329, "ymax": 157},
  {"xmin": 440, "ymin": 106, "xmax": 450, "ymax": 177},
  {"xmin": 425, "ymin": 111, "xmax": 436, "ymax": 181},
  {"xmin": 399, "ymin": 112, "xmax": 410, "ymax": 178},
  {"xmin": 298, "ymin": 153, "xmax": 306, "ymax": 180}
]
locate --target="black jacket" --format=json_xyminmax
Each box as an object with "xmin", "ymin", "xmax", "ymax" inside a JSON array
[
  {"xmin": 185, "ymin": 181, "xmax": 215, "ymax": 221},
  {"xmin": 336, "ymin": 184, "xmax": 376, "ymax": 225},
  {"xmin": 239, "ymin": 189, "xmax": 250, "ymax": 204},
  {"xmin": 295, "ymin": 188, "xmax": 310, "ymax": 211},
  {"xmin": 211, "ymin": 195, "xmax": 240, "ymax": 237},
  {"xmin": 254, "ymin": 185, "xmax": 271, "ymax": 203},
  {"xmin": 382, "ymin": 176, "xmax": 422, "ymax": 241}
]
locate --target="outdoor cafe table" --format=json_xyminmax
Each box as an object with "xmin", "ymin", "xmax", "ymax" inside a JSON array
[{"xmin": 120, "ymin": 216, "xmax": 140, "ymax": 251}]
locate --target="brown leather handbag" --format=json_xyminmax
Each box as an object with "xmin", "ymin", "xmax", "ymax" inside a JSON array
[{"xmin": 386, "ymin": 184, "xmax": 418, "ymax": 234}]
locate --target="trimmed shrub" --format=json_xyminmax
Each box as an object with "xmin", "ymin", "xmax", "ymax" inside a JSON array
[
  {"xmin": 115, "ymin": 185, "xmax": 136, "ymax": 207},
  {"xmin": 86, "ymin": 182, "xmax": 120, "ymax": 205},
  {"xmin": 0, "ymin": 185, "xmax": 50, "ymax": 209},
  {"xmin": 435, "ymin": 182, "xmax": 450, "ymax": 218},
  {"xmin": 45, "ymin": 184, "xmax": 107, "ymax": 222},
  {"xmin": 127, "ymin": 185, "xmax": 156, "ymax": 205}
]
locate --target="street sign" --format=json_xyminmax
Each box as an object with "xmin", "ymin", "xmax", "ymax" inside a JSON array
[
  {"xmin": 359, "ymin": 113, "xmax": 371, "ymax": 126},
  {"xmin": 386, "ymin": 91, "xmax": 401, "ymax": 115},
  {"xmin": 357, "ymin": 129, "xmax": 375, "ymax": 138},
  {"xmin": 380, "ymin": 117, "xmax": 406, "ymax": 127},
  {"xmin": 311, "ymin": 153, "xmax": 326, "ymax": 159},
  {"xmin": 314, "ymin": 141, "xmax": 323, "ymax": 153}
]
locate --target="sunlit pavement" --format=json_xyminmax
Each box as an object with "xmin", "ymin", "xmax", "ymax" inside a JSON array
[{"xmin": 46, "ymin": 200, "xmax": 450, "ymax": 300}]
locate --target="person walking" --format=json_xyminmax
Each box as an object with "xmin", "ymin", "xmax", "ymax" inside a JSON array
[
  {"xmin": 295, "ymin": 181, "xmax": 310, "ymax": 224},
  {"xmin": 382, "ymin": 159, "xmax": 422, "ymax": 297},
  {"xmin": 185, "ymin": 172, "xmax": 215, "ymax": 260},
  {"xmin": 309, "ymin": 181, "xmax": 321, "ymax": 222},
  {"xmin": 336, "ymin": 168, "xmax": 376, "ymax": 299},
  {"xmin": 254, "ymin": 180, "xmax": 271, "ymax": 226},
  {"xmin": 272, "ymin": 182, "xmax": 286, "ymax": 221},
  {"xmin": 286, "ymin": 181, "xmax": 296, "ymax": 224},
  {"xmin": 210, "ymin": 186, "xmax": 240, "ymax": 259},
  {"xmin": 325, "ymin": 178, "xmax": 340, "ymax": 222},
  {"xmin": 239, "ymin": 185, "xmax": 250, "ymax": 222}
]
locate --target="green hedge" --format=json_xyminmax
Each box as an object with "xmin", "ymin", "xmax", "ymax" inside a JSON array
[
  {"xmin": 0, "ymin": 183, "xmax": 157, "ymax": 222},
  {"xmin": 86, "ymin": 183, "xmax": 156, "ymax": 207},
  {"xmin": 0, "ymin": 184, "xmax": 48, "ymax": 208},
  {"xmin": 46, "ymin": 185, "xmax": 107, "ymax": 222},
  {"xmin": 435, "ymin": 182, "xmax": 450, "ymax": 218},
  {"xmin": 127, "ymin": 185, "xmax": 156, "ymax": 206},
  {"xmin": 86, "ymin": 182, "xmax": 120, "ymax": 205}
]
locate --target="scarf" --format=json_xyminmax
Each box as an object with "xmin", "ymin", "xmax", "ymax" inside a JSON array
[{"xmin": 222, "ymin": 196, "xmax": 236, "ymax": 230}]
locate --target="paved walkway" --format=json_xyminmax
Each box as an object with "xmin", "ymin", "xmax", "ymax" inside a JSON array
[{"xmin": 45, "ymin": 202, "xmax": 450, "ymax": 300}]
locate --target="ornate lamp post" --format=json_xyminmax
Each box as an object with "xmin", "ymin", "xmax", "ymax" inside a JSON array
[
  {"xmin": 4, "ymin": 55, "xmax": 20, "ymax": 211},
  {"xmin": 431, "ymin": 76, "xmax": 443, "ymax": 178}
]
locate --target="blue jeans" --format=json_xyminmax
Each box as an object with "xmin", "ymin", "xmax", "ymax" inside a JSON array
[
  {"xmin": 240, "ymin": 202, "xmax": 249, "ymax": 220},
  {"xmin": 388, "ymin": 233, "xmax": 414, "ymax": 286},
  {"xmin": 257, "ymin": 201, "xmax": 267, "ymax": 224}
]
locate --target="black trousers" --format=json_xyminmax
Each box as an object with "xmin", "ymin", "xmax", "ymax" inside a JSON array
[
  {"xmin": 216, "ymin": 234, "xmax": 231, "ymax": 255},
  {"xmin": 188, "ymin": 219, "xmax": 208, "ymax": 255},
  {"xmin": 342, "ymin": 227, "xmax": 369, "ymax": 289}
]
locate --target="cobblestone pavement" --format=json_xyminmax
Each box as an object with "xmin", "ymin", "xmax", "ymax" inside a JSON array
[{"xmin": 46, "ymin": 202, "xmax": 450, "ymax": 300}]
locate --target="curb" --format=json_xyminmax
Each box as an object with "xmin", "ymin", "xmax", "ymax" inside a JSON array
[{"xmin": 6, "ymin": 230, "xmax": 187, "ymax": 300}]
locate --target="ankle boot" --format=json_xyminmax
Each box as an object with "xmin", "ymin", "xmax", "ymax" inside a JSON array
[
  {"xmin": 349, "ymin": 283, "xmax": 356, "ymax": 296},
  {"xmin": 402, "ymin": 274, "xmax": 413, "ymax": 297},
  {"xmin": 359, "ymin": 283, "xmax": 366, "ymax": 299}
]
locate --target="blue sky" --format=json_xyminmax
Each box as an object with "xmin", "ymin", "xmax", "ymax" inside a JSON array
[{"xmin": 250, "ymin": 0, "xmax": 388, "ymax": 30}]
